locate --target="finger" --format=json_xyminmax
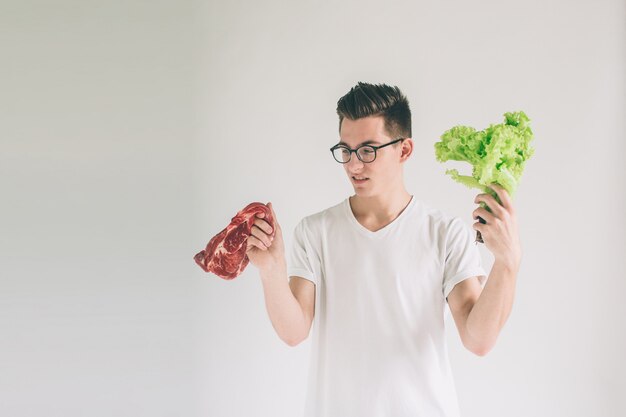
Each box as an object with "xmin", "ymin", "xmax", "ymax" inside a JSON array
[
  {"xmin": 475, "ymin": 193, "xmax": 505, "ymax": 218},
  {"xmin": 246, "ymin": 237, "xmax": 260, "ymax": 253},
  {"xmin": 254, "ymin": 218, "xmax": 274, "ymax": 235},
  {"xmin": 473, "ymin": 207, "xmax": 495, "ymax": 224},
  {"xmin": 488, "ymin": 183, "xmax": 513, "ymax": 211},
  {"xmin": 268, "ymin": 202, "xmax": 279, "ymax": 232},
  {"xmin": 251, "ymin": 226, "xmax": 272, "ymax": 248},
  {"xmin": 256, "ymin": 208, "xmax": 276, "ymax": 234},
  {"xmin": 247, "ymin": 235, "xmax": 268, "ymax": 250},
  {"xmin": 472, "ymin": 221, "xmax": 486, "ymax": 234}
]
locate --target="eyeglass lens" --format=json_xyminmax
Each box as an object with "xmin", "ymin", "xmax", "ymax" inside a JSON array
[{"xmin": 332, "ymin": 146, "xmax": 376, "ymax": 163}]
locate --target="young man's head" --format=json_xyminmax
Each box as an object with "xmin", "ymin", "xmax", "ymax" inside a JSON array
[{"xmin": 334, "ymin": 82, "xmax": 413, "ymax": 198}]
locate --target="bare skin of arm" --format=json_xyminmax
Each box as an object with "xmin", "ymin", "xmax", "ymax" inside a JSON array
[{"xmin": 246, "ymin": 202, "xmax": 315, "ymax": 346}]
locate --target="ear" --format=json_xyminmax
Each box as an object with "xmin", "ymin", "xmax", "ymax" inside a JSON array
[{"xmin": 400, "ymin": 138, "xmax": 413, "ymax": 161}]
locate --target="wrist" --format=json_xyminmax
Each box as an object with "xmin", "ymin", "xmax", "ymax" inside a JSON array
[
  {"xmin": 493, "ymin": 257, "xmax": 520, "ymax": 274},
  {"xmin": 260, "ymin": 259, "xmax": 287, "ymax": 279}
]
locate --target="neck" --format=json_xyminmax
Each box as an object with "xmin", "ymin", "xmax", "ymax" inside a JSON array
[{"xmin": 349, "ymin": 186, "xmax": 413, "ymax": 223}]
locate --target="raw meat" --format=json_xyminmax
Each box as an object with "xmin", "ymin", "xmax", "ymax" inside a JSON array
[{"xmin": 194, "ymin": 202, "xmax": 275, "ymax": 279}]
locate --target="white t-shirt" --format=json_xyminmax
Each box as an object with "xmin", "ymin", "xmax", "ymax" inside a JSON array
[{"xmin": 287, "ymin": 195, "xmax": 488, "ymax": 417}]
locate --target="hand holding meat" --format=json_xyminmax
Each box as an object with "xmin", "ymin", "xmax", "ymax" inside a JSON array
[
  {"xmin": 246, "ymin": 202, "xmax": 286, "ymax": 273},
  {"xmin": 194, "ymin": 201, "xmax": 281, "ymax": 279}
]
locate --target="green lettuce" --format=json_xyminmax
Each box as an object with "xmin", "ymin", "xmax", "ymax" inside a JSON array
[{"xmin": 434, "ymin": 111, "xmax": 535, "ymax": 199}]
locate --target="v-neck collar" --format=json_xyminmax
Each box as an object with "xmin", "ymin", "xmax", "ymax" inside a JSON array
[{"xmin": 344, "ymin": 195, "xmax": 416, "ymax": 238}]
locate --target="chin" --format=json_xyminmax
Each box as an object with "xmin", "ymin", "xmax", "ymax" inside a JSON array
[{"xmin": 354, "ymin": 187, "xmax": 374, "ymax": 196}]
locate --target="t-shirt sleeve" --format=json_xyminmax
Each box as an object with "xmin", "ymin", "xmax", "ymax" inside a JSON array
[
  {"xmin": 287, "ymin": 218, "xmax": 318, "ymax": 285},
  {"xmin": 442, "ymin": 217, "xmax": 488, "ymax": 301}
]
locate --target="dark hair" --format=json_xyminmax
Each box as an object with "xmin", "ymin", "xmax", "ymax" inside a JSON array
[{"xmin": 336, "ymin": 82, "xmax": 412, "ymax": 143}]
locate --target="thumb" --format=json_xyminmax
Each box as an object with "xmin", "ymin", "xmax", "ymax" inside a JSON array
[{"xmin": 268, "ymin": 202, "xmax": 279, "ymax": 228}]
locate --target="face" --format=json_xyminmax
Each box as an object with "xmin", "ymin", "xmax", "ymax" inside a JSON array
[{"xmin": 337, "ymin": 115, "xmax": 412, "ymax": 197}]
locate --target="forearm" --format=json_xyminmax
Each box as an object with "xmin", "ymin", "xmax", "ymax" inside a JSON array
[
  {"xmin": 466, "ymin": 260, "xmax": 519, "ymax": 353},
  {"xmin": 259, "ymin": 262, "xmax": 307, "ymax": 346}
]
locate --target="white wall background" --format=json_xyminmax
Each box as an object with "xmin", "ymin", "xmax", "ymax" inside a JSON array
[{"xmin": 1, "ymin": 0, "xmax": 624, "ymax": 416}]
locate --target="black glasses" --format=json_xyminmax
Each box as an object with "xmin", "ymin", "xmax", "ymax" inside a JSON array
[{"xmin": 329, "ymin": 138, "xmax": 405, "ymax": 163}]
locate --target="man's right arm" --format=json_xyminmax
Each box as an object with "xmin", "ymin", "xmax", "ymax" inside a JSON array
[{"xmin": 259, "ymin": 264, "xmax": 315, "ymax": 347}]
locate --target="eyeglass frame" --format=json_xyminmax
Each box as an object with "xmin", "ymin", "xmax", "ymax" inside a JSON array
[{"xmin": 329, "ymin": 137, "xmax": 406, "ymax": 163}]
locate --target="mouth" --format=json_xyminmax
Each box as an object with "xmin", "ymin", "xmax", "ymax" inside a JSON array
[{"xmin": 352, "ymin": 176, "xmax": 370, "ymax": 184}]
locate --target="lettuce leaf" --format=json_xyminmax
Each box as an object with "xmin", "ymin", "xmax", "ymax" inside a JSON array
[{"xmin": 434, "ymin": 111, "xmax": 535, "ymax": 200}]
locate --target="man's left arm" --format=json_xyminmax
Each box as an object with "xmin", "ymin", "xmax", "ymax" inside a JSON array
[{"xmin": 448, "ymin": 183, "xmax": 521, "ymax": 356}]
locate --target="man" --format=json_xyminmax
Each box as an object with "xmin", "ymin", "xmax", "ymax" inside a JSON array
[{"xmin": 246, "ymin": 82, "xmax": 521, "ymax": 416}]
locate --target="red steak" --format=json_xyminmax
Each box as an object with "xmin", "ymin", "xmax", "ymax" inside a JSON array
[{"xmin": 194, "ymin": 202, "xmax": 275, "ymax": 279}]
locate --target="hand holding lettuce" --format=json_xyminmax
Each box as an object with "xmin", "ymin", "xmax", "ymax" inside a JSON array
[{"xmin": 434, "ymin": 111, "xmax": 535, "ymax": 243}]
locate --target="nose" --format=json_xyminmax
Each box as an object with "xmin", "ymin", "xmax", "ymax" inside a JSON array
[{"xmin": 346, "ymin": 152, "xmax": 364, "ymax": 170}]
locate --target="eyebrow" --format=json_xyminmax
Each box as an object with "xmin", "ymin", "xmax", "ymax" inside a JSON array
[{"xmin": 337, "ymin": 139, "xmax": 381, "ymax": 147}]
